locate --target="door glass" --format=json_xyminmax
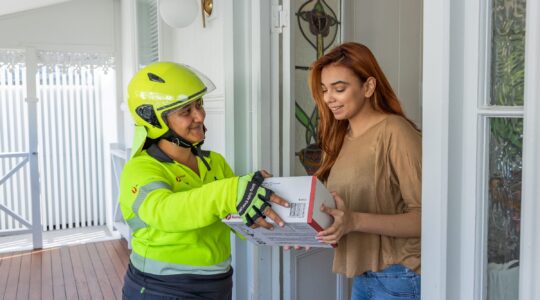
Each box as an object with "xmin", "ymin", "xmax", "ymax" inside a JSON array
[
  {"xmin": 487, "ymin": 117, "xmax": 522, "ymax": 299},
  {"xmin": 288, "ymin": 2, "xmax": 342, "ymax": 300},
  {"xmin": 486, "ymin": 1, "xmax": 526, "ymax": 298},
  {"xmin": 489, "ymin": 0, "xmax": 526, "ymax": 106},
  {"xmin": 293, "ymin": 0, "xmax": 341, "ymax": 176}
]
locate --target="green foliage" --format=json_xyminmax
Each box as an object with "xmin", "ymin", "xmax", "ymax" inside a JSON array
[
  {"xmin": 487, "ymin": 0, "xmax": 526, "ymax": 265},
  {"xmin": 491, "ymin": 118, "xmax": 523, "ymax": 170},
  {"xmin": 490, "ymin": 0, "xmax": 526, "ymax": 106},
  {"xmin": 295, "ymin": 102, "xmax": 318, "ymax": 145},
  {"xmin": 489, "ymin": 0, "xmax": 526, "ymax": 169}
]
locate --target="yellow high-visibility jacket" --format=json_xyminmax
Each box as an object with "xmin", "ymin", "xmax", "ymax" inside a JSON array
[{"xmin": 119, "ymin": 144, "xmax": 239, "ymax": 275}]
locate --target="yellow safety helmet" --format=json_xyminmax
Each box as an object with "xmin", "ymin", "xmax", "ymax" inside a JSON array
[{"xmin": 127, "ymin": 61, "xmax": 215, "ymax": 139}]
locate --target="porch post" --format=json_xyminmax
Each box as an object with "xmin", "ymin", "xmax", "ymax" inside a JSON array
[{"xmin": 25, "ymin": 47, "xmax": 43, "ymax": 249}]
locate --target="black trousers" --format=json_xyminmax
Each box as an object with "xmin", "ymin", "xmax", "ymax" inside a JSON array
[{"xmin": 122, "ymin": 262, "xmax": 233, "ymax": 300}]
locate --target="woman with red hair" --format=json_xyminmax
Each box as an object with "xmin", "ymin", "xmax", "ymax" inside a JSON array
[{"xmin": 311, "ymin": 42, "xmax": 422, "ymax": 299}]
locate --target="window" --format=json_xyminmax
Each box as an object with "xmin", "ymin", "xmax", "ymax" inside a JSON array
[
  {"xmin": 137, "ymin": 0, "xmax": 159, "ymax": 68},
  {"xmin": 483, "ymin": 0, "xmax": 526, "ymax": 299}
]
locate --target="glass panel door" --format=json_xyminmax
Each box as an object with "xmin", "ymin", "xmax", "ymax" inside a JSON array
[
  {"xmin": 484, "ymin": 0, "xmax": 526, "ymax": 299},
  {"xmin": 487, "ymin": 118, "xmax": 522, "ymax": 299},
  {"xmin": 282, "ymin": 1, "xmax": 343, "ymax": 299}
]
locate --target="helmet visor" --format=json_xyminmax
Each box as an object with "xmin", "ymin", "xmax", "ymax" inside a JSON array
[
  {"xmin": 155, "ymin": 64, "xmax": 216, "ymax": 112},
  {"xmin": 183, "ymin": 64, "xmax": 216, "ymax": 94}
]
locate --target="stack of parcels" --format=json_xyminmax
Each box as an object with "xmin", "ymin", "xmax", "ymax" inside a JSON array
[{"xmin": 223, "ymin": 176, "xmax": 336, "ymax": 248}]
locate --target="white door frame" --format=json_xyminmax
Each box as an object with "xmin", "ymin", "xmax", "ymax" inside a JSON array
[
  {"xmin": 518, "ymin": 0, "xmax": 540, "ymax": 297},
  {"xmin": 422, "ymin": 0, "xmax": 540, "ymax": 299},
  {"xmin": 224, "ymin": 1, "xmax": 281, "ymax": 299},
  {"xmin": 421, "ymin": 0, "xmax": 450, "ymax": 298},
  {"xmin": 225, "ymin": 1, "xmax": 346, "ymax": 298}
]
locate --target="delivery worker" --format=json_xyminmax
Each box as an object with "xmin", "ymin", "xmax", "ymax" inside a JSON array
[{"xmin": 120, "ymin": 61, "xmax": 289, "ymax": 300}]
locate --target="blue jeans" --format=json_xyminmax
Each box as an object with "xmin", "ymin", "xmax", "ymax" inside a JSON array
[{"xmin": 351, "ymin": 264, "xmax": 420, "ymax": 300}]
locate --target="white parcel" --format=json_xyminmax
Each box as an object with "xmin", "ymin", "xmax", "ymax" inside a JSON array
[{"xmin": 223, "ymin": 176, "xmax": 336, "ymax": 248}]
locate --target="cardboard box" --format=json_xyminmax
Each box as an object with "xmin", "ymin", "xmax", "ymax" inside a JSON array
[{"xmin": 223, "ymin": 176, "xmax": 336, "ymax": 248}]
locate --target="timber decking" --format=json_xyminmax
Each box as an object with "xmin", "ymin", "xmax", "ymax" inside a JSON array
[{"xmin": 0, "ymin": 239, "xmax": 130, "ymax": 300}]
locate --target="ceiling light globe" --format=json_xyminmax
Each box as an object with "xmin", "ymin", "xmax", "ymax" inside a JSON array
[{"xmin": 159, "ymin": 0, "xmax": 198, "ymax": 28}]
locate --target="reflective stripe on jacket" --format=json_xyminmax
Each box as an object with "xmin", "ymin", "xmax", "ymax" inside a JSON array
[{"xmin": 119, "ymin": 144, "xmax": 238, "ymax": 275}]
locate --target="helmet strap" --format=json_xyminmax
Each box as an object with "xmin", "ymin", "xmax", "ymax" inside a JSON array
[
  {"xmin": 162, "ymin": 130, "xmax": 194, "ymax": 148},
  {"xmin": 161, "ymin": 129, "xmax": 211, "ymax": 171},
  {"xmin": 191, "ymin": 144, "xmax": 212, "ymax": 171}
]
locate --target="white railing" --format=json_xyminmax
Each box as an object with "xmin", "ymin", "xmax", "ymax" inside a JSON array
[
  {"xmin": 0, "ymin": 63, "xmax": 32, "ymax": 232},
  {"xmin": 0, "ymin": 59, "xmax": 109, "ymax": 232},
  {"xmin": 110, "ymin": 143, "xmax": 131, "ymax": 248},
  {"xmin": 36, "ymin": 65, "xmax": 107, "ymax": 230}
]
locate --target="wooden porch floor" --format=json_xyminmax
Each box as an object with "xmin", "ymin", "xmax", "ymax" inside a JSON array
[{"xmin": 0, "ymin": 239, "xmax": 130, "ymax": 300}]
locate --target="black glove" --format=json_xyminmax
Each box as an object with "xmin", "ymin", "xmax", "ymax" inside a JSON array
[{"xmin": 236, "ymin": 171, "xmax": 273, "ymax": 226}]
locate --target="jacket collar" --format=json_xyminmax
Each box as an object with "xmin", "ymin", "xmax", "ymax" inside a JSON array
[
  {"xmin": 147, "ymin": 143, "xmax": 174, "ymax": 163},
  {"xmin": 146, "ymin": 143, "xmax": 212, "ymax": 164}
]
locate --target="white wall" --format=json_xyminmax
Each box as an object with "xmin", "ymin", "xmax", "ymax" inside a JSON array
[
  {"xmin": 343, "ymin": 0, "xmax": 423, "ymax": 127},
  {"xmin": 159, "ymin": 3, "xmax": 227, "ymax": 157},
  {"xmin": 0, "ymin": 0, "xmax": 71, "ymax": 17},
  {"xmin": 0, "ymin": 0, "xmax": 116, "ymax": 51}
]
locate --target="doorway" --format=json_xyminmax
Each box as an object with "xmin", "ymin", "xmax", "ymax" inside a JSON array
[{"xmin": 281, "ymin": 0, "xmax": 423, "ymax": 298}]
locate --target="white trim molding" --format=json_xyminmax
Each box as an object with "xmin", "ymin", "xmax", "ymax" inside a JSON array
[
  {"xmin": 421, "ymin": 0, "xmax": 450, "ymax": 299},
  {"xmin": 0, "ymin": 48, "xmax": 25, "ymax": 68},
  {"xmin": 446, "ymin": 0, "xmax": 483, "ymax": 298},
  {"xmin": 519, "ymin": 0, "xmax": 540, "ymax": 298},
  {"xmin": 282, "ymin": 0, "xmax": 295, "ymax": 178},
  {"xmin": 203, "ymin": 94, "xmax": 225, "ymax": 113}
]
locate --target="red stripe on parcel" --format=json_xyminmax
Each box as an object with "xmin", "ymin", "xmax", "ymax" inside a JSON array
[{"xmin": 307, "ymin": 176, "xmax": 316, "ymax": 225}]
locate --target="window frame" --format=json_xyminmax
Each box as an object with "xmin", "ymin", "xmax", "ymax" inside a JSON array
[
  {"xmin": 517, "ymin": 0, "xmax": 540, "ymax": 297},
  {"xmin": 478, "ymin": 0, "xmax": 527, "ymax": 298}
]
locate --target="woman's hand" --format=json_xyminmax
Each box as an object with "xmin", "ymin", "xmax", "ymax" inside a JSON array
[{"xmin": 317, "ymin": 192, "xmax": 353, "ymax": 245}]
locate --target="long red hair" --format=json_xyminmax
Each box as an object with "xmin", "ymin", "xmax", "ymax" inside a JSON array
[{"xmin": 310, "ymin": 42, "xmax": 418, "ymax": 182}]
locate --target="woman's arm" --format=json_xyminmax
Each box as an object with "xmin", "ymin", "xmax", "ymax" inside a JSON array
[{"xmin": 317, "ymin": 193, "xmax": 420, "ymax": 245}]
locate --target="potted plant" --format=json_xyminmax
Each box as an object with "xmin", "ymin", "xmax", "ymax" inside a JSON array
[{"xmin": 295, "ymin": 102, "xmax": 321, "ymax": 175}]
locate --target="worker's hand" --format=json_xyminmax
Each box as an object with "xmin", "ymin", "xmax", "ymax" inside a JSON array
[{"xmin": 237, "ymin": 170, "xmax": 289, "ymax": 230}]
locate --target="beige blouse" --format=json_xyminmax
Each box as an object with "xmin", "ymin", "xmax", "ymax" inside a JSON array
[{"xmin": 326, "ymin": 114, "xmax": 422, "ymax": 278}]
